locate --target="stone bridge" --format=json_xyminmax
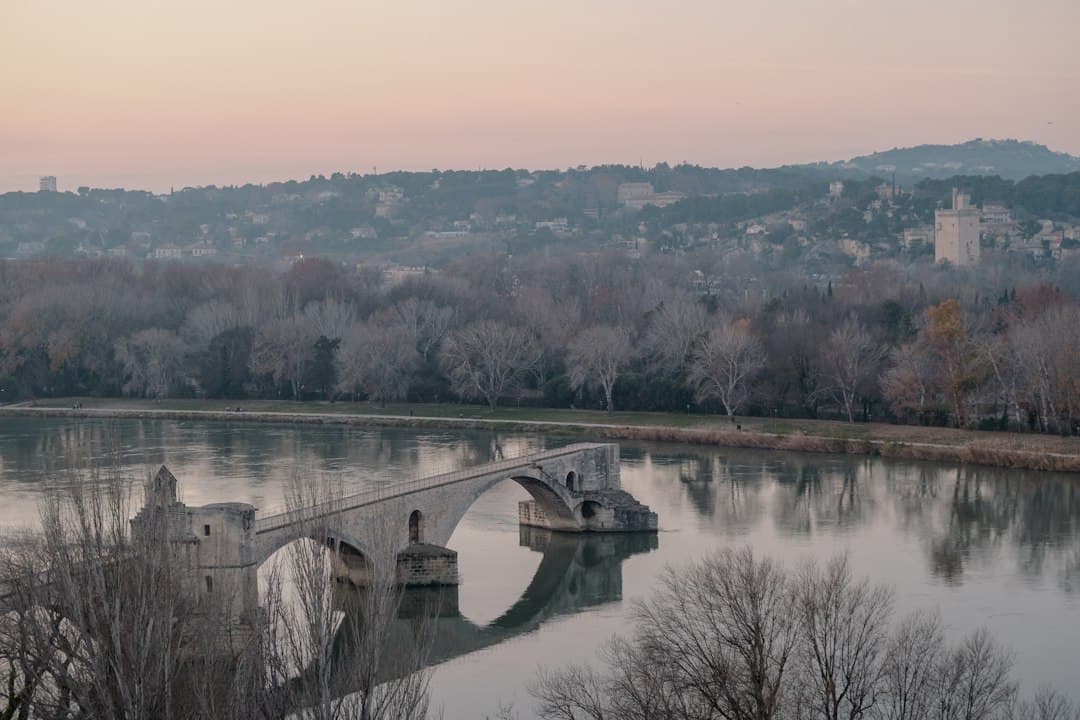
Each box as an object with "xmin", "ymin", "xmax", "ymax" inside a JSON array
[{"xmin": 131, "ymin": 442, "xmax": 656, "ymax": 617}]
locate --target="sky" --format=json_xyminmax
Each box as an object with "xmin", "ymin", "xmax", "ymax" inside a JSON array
[{"xmin": 2, "ymin": 0, "xmax": 1078, "ymax": 193}]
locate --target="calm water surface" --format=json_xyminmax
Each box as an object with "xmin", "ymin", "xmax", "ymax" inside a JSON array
[{"xmin": 1, "ymin": 416, "xmax": 1078, "ymax": 717}]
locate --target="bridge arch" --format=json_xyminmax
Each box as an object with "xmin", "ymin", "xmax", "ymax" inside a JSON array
[{"xmin": 257, "ymin": 526, "xmax": 375, "ymax": 571}]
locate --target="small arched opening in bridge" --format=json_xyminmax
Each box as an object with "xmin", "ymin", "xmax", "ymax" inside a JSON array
[
  {"xmin": 580, "ymin": 500, "xmax": 601, "ymax": 519},
  {"xmin": 565, "ymin": 471, "xmax": 577, "ymax": 492},
  {"xmin": 409, "ymin": 510, "xmax": 423, "ymax": 544}
]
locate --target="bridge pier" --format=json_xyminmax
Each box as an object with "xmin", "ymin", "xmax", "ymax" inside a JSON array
[
  {"xmin": 518, "ymin": 489, "xmax": 657, "ymax": 532},
  {"xmin": 332, "ymin": 544, "xmax": 460, "ymax": 587}
]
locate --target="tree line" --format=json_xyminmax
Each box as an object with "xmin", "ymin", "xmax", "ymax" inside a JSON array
[{"xmin": 0, "ymin": 253, "xmax": 1077, "ymax": 433}]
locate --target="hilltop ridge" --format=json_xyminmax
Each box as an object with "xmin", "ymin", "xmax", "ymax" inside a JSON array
[{"xmin": 827, "ymin": 139, "xmax": 1080, "ymax": 181}]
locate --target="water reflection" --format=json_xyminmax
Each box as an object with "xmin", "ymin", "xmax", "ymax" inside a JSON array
[
  {"xmin": 313, "ymin": 528, "xmax": 657, "ymax": 695},
  {"xmin": 1, "ymin": 416, "xmax": 1078, "ymax": 706},
  {"xmin": 630, "ymin": 445, "xmax": 1080, "ymax": 595}
]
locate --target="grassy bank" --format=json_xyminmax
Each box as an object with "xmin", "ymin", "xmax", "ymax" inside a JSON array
[{"xmin": 4, "ymin": 398, "xmax": 1079, "ymax": 473}]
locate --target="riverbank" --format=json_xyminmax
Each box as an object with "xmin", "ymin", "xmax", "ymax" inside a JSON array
[{"xmin": 3, "ymin": 398, "xmax": 1079, "ymax": 473}]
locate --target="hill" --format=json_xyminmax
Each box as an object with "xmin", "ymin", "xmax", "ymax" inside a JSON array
[{"xmin": 833, "ymin": 139, "xmax": 1080, "ymax": 181}]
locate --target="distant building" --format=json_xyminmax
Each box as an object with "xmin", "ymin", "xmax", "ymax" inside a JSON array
[
  {"xmin": 935, "ymin": 189, "xmax": 980, "ymax": 266},
  {"xmin": 655, "ymin": 191, "xmax": 686, "ymax": 207},
  {"xmin": 189, "ymin": 240, "xmax": 218, "ymax": 257},
  {"xmin": 380, "ymin": 265, "xmax": 428, "ymax": 287},
  {"xmin": 980, "ymin": 202, "xmax": 1011, "ymax": 225},
  {"xmin": 875, "ymin": 182, "xmax": 897, "ymax": 201},
  {"xmin": 617, "ymin": 182, "xmax": 654, "ymax": 206},
  {"xmin": 39, "ymin": 176, "xmax": 57, "ymax": 193},
  {"xmin": 623, "ymin": 190, "xmax": 686, "ymax": 210},
  {"xmin": 424, "ymin": 230, "xmax": 469, "ymax": 239},
  {"xmin": 902, "ymin": 226, "xmax": 934, "ymax": 251},
  {"xmin": 152, "ymin": 244, "xmax": 183, "ymax": 260},
  {"xmin": 829, "ymin": 180, "xmax": 844, "ymax": 199},
  {"xmin": 535, "ymin": 218, "xmax": 570, "ymax": 234}
]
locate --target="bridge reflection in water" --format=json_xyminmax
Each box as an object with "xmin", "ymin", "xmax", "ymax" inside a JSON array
[{"xmin": 325, "ymin": 527, "xmax": 658, "ymax": 687}]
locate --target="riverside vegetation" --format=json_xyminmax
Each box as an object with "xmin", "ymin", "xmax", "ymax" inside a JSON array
[{"xmin": 0, "ymin": 255, "xmax": 1078, "ymax": 437}]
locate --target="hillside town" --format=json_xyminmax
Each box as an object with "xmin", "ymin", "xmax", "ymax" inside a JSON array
[{"xmin": 4, "ymin": 148, "xmax": 1080, "ymax": 282}]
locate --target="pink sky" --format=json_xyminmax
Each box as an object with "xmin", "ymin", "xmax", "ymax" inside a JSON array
[{"xmin": 2, "ymin": 0, "xmax": 1078, "ymax": 193}]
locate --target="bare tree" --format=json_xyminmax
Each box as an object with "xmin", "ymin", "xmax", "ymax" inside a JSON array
[
  {"xmin": 933, "ymin": 628, "xmax": 1016, "ymax": 720},
  {"xmin": 874, "ymin": 611, "xmax": 945, "ymax": 720},
  {"xmin": 688, "ymin": 318, "xmax": 767, "ymax": 419},
  {"xmin": 0, "ymin": 458, "xmax": 435, "ymax": 720},
  {"xmin": 0, "ymin": 462, "xmax": 207, "ymax": 720},
  {"xmin": 114, "ymin": 328, "xmax": 189, "ymax": 399},
  {"xmin": 439, "ymin": 320, "xmax": 540, "ymax": 411},
  {"xmin": 531, "ymin": 637, "xmax": 677, "ymax": 720},
  {"xmin": 1009, "ymin": 306, "xmax": 1080, "ymax": 433},
  {"xmin": 250, "ymin": 316, "xmax": 317, "ymax": 399},
  {"xmin": 337, "ymin": 322, "xmax": 419, "ymax": 406},
  {"xmin": 880, "ymin": 340, "xmax": 937, "ymax": 425},
  {"xmin": 641, "ymin": 294, "xmax": 708, "ymax": 372},
  {"xmin": 182, "ymin": 300, "xmax": 242, "ymax": 350},
  {"xmin": 303, "ymin": 298, "xmax": 356, "ymax": 343},
  {"xmin": 816, "ymin": 318, "xmax": 886, "ymax": 423},
  {"xmin": 971, "ymin": 326, "xmax": 1025, "ymax": 431},
  {"xmin": 391, "ymin": 298, "xmax": 456, "ymax": 362},
  {"xmin": 531, "ymin": 550, "xmax": 1030, "ymax": 720},
  {"xmin": 1012, "ymin": 687, "xmax": 1080, "ymax": 720},
  {"xmin": 793, "ymin": 554, "xmax": 894, "ymax": 720},
  {"xmin": 514, "ymin": 287, "xmax": 581, "ymax": 354},
  {"xmin": 566, "ymin": 325, "xmax": 634, "ymax": 413},
  {"xmin": 534, "ymin": 547, "xmax": 798, "ymax": 720}
]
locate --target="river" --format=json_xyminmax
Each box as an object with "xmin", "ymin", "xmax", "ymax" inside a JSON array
[{"xmin": 0, "ymin": 416, "xmax": 1077, "ymax": 717}]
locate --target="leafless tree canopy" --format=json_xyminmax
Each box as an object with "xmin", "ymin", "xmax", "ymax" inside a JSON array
[
  {"xmin": 688, "ymin": 318, "xmax": 767, "ymax": 418},
  {"xmin": 531, "ymin": 548, "xmax": 1056, "ymax": 720},
  {"xmin": 567, "ymin": 325, "xmax": 634, "ymax": 413},
  {"xmin": 0, "ymin": 463, "xmax": 435, "ymax": 720},
  {"xmin": 439, "ymin": 320, "xmax": 541, "ymax": 411},
  {"xmin": 0, "ymin": 257, "xmax": 1078, "ymax": 429}
]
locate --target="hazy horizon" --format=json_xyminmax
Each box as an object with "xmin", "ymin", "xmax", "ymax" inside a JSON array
[{"xmin": 4, "ymin": 0, "xmax": 1078, "ymax": 193}]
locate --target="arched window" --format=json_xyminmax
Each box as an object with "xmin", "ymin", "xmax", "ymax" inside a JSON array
[
  {"xmin": 409, "ymin": 510, "xmax": 423, "ymax": 544},
  {"xmin": 565, "ymin": 471, "xmax": 577, "ymax": 491}
]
